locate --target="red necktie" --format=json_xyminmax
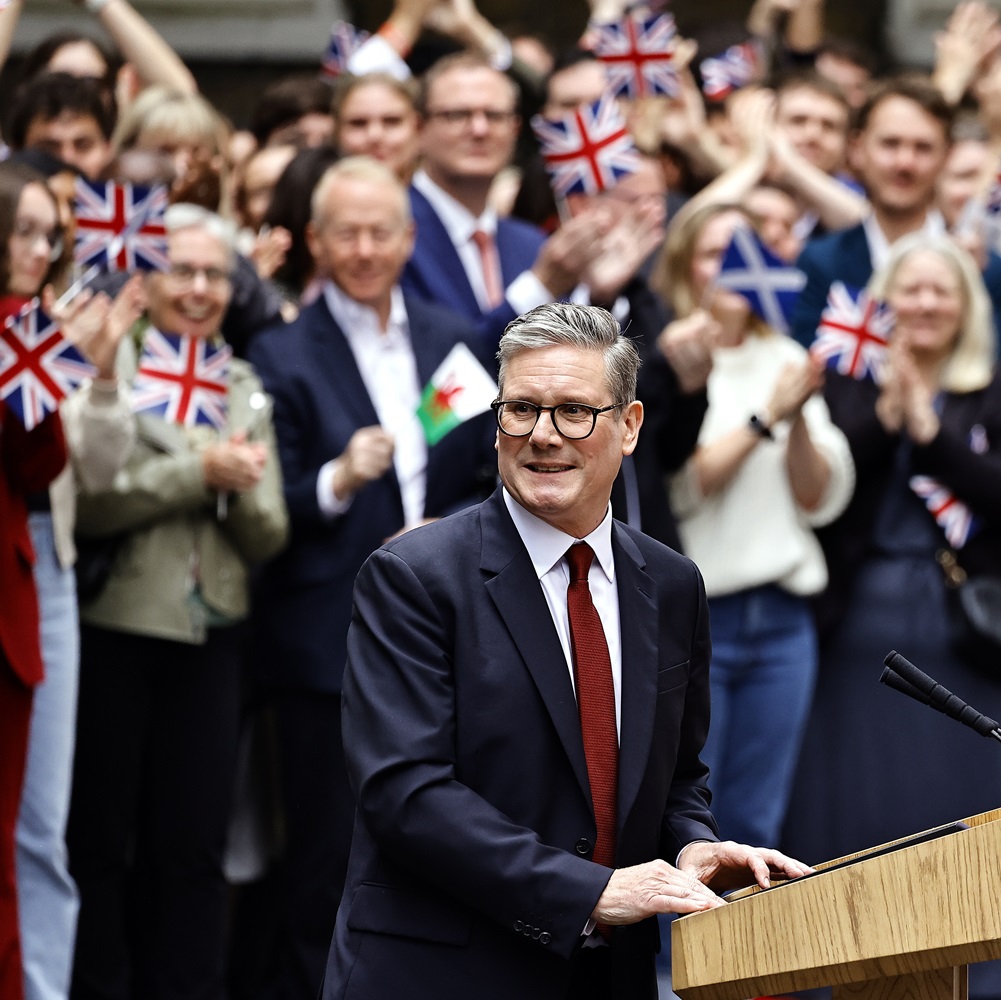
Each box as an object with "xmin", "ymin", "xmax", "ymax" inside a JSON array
[
  {"xmin": 470, "ymin": 229, "xmax": 504, "ymax": 309},
  {"xmin": 566, "ymin": 543, "xmax": 618, "ymax": 869}
]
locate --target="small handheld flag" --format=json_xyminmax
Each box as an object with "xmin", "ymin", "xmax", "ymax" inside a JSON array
[
  {"xmin": 0, "ymin": 299, "xmax": 95, "ymax": 430},
  {"xmin": 587, "ymin": 9, "xmax": 680, "ymax": 100},
  {"xmin": 910, "ymin": 475, "xmax": 980, "ymax": 549},
  {"xmin": 73, "ymin": 179, "xmax": 169, "ymax": 273},
  {"xmin": 715, "ymin": 225, "xmax": 806, "ymax": 335},
  {"xmin": 321, "ymin": 20, "xmax": 370, "ymax": 78},
  {"xmin": 700, "ymin": 40, "xmax": 763, "ymax": 101},
  {"xmin": 132, "ymin": 329, "xmax": 231, "ymax": 429},
  {"xmin": 416, "ymin": 343, "xmax": 497, "ymax": 446},
  {"xmin": 532, "ymin": 93, "xmax": 641, "ymax": 199},
  {"xmin": 811, "ymin": 282, "xmax": 894, "ymax": 383}
]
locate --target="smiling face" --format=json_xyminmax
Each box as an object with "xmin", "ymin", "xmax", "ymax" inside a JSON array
[
  {"xmin": 336, "ymin": 81, "xmax": 420, "ymax": 180},
  {"xmin": 496, "ymin": 344, "xmax": 642, "ymax": 538},
  {"xmin": 7, "ymin": 182, "xmax": 60, "ymax": 297},
  {"xmin": 886, "ymin": 249, "xmax": 965, "ymax": 361},
  {"xmin": 145, "ymin": 226, "xmax": 233, "ymax": 339},
  {"xmin": 307, "ymin": 173, "xmax": 414, "ymax": 320},
  {"xmin": 774, "ymin": 85, "xmax": 849, "ymax": 175}
]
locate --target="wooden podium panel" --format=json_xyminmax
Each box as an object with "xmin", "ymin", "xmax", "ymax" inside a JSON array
[{"xmin": 672, "ymin": 810, "xmax": 1001, "ymax": 1000}]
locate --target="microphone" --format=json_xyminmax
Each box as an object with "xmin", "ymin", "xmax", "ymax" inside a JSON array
[{"xmin": 881, "ymin": 650, "xmax": 1001, "ymax": 743}]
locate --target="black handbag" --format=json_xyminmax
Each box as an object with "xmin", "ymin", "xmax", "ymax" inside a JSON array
[
  {"xmin": 74, "ymin": 534, "xmax": 124, "ymax": 604},
  {"xmin": 936, "ymin": 549, "xmax": 1001, "ymax": 667}
]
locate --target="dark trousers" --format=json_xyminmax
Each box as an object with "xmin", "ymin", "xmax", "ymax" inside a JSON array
[
  {"xmin": 0, "ymin": 657, "xmax": 32, "ymax": 1000},
  {"xmin": 68, "ymin": 624, "xmax": 242, "ymax": 1000},
  {"xmin": 269, "ymin": 691, "xmax": 354, "ymax": 1000}
]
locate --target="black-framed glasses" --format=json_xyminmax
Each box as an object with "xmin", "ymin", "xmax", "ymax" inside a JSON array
[
  {"xmin": 424, "ymin": 108, "xmax": 518, "ymax": 127},
  {"xmin": 492, "ymin": 400, "xmax": 625, "ymax": 440}
]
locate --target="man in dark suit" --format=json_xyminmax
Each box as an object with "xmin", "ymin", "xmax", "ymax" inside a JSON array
[
  {"xmin": 402, "ymin": 52, "xmax": 604, "ymax": 352},
  {"xmin": 247, "ymin": 156, "xmax": 496, "ymax": 1000},
  {"xmin": 322, "ymin": 302, "xmax": 810, "ymax": 1000},
  {"xmin": 791, "ymin": 75, "xmax": 1001, "ymax": 348}
]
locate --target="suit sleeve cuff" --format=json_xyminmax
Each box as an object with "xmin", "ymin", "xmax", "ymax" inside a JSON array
[
  {"xmin": 317, "ymin": 460, "xmax": 353, "ymax": 519},
  {"xmin": 506, "ymin": 271, "xmax": 554, "ymax": 316}
]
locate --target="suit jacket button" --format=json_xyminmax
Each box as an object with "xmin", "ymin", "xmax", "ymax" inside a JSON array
[
  {"xmin": 540, "ymin": 932, "xmax": 551, "ymax": 945},
  {"xmin": 575, "ymin": 838, "xmax": 592, "ymax": 855}
]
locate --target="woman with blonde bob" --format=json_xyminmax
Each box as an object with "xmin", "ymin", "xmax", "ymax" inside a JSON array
[
  {"xmin": 785, "ymin": 236, "xmax": 1001, "ymax": 893},
  {"xmin": 653, "ymin": 201, "xmax": 854, "ymax": 849}
]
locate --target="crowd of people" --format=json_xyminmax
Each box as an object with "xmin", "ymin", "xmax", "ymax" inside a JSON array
[{"xmin": 2, "ymin": 0, "xmax": 1001, "ymax": 997}]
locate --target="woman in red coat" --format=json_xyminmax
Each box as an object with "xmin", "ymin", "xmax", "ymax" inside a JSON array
[{"xmin": 0, "ymin": 164, "xmax": 68, "ymax": 1000}]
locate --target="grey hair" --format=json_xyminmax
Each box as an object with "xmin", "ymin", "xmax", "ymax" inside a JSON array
[
  {"xmin": 868, "ymin": 233, "xmax": 995, "ymax": 393},
  {"xmin": 164, "ymin": 202, "xmax": 237, "ymax": 267},
  {"xmin": 497, "ymin": 303, "xmax": 640, "ymax": 404},
  {"xmin": 310, "ymin": 155, "xmax": 411, "ymax": 228}
]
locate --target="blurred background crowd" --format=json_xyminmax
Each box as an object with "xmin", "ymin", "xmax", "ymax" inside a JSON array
[{"xmin": 2, "ymin": 0, "xmax": 1001, "ymax": 998}]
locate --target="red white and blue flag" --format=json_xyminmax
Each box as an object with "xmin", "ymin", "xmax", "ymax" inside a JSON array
[
  {"xmin": 909, "ymin": 475, "xmax": 980, "ymax": 549},
  {"xmin": 0, "ymin": 299, "xmax": 95, "ymax": 430},
  {"xmin": 715, "ymin": 225, "xmax": 805, "ymax": 335},
  {"xmin": 532, "ymin": 93, "xmax": 640, "ymax": 198},
  {"xmin": 700, "ymin": 40, "xmax": 763, "ymax": 101},
  {"xmin": 811, "ymin": 282, "xmax": 894, "ymax": 383},
  {"xmin": 587, "ymin": 9, "xmax": 679, "ymax": 99},
  {"xmin": 73, "ymin": 179, "xmax": 169, "ymax": 273},
  {"xmin": 132, "ymin": 329, "xmax": 231, "ymax": 430},
  {"xmin": 321, "ymin": 20, "xmax": 370, "ymax": 78}
]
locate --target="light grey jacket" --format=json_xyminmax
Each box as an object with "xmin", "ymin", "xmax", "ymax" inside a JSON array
[{"xmin": 76, "ymin": 334, "xmax": 289, "ymax": 644}]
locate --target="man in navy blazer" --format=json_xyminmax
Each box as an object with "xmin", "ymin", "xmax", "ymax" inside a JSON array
[
  {"xmin": 791, "ymin": 75, "xmax": 1001, "ymax": 348},
  {"xmin": 322, "ymin": 303, "xmax": 810, "ymax": 1000},
  {"xmin": 402, "ymin": 52, "xmax": 604, "ymax": 352},
  {"xmin": 247, "ymin": 157, "xmax": 496, "ymax": 1000}
]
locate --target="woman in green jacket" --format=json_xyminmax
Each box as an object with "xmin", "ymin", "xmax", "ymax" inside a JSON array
[{"xmin": 67, "ymin": 203, "xmax": 288, "ymax": 999}]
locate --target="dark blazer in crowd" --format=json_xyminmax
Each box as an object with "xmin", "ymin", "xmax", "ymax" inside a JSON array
[
  {"xmin": 791, "ymin": 224, "xmax": 1001, "ymax": 348},
  {"xmin": 247, "ymin": 293, "xmax": 497, "ymax": 695},
  {"xmin": 813, "ymin": 370, "xmax": 1001, "ymax": 639},
  {"xmin": 401, "ymin": 185, "xmax": 547, "ymax": 353},
  {"xmin": 322, "ymin": 487, "xmax": 718, "ymax": 1000}
]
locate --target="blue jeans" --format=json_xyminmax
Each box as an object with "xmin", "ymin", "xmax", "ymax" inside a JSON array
[
  {"xmin": 701, "ymin": 585, "xmax": 817, "ymax": 847},
  {"xmin": 16, "ymin": 514, "xmax": 80, "ymax": 1000}
]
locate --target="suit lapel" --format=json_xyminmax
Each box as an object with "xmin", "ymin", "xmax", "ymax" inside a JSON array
[
  {"xmin": 479, "ymin": 493, "xmax": 592, "ymax": 801},
  {"xmin": 612, "ymin": 524, "xmax": 659, "ymax": 830}
]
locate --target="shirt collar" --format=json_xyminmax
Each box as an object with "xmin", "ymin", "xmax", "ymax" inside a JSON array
[
  {"xmin": 323, "ymin": 280, "xmax": 409, "ymax": 346},
  {"xmin": 413, "ymin": 169, "xmax": 498, "ymax": 245},
  {"xmin": 502, "ymin": 487, "xmax": 615, "ymax": 583},
  {"xmin": 862, "ymin": 209, "xmax": 946, "ymax": 272}
]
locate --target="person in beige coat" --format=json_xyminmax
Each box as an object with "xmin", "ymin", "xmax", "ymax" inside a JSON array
[{"xmin": 65, "ymin": 204, "xmax": 288, "ymax": 1000}]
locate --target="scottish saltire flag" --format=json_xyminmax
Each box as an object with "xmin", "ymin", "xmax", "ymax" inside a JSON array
[
  {"xmin": 416, "ymin": 343, "xmax": 497, "ymax": 446},
  {"xmin": 587, "ymin": 9, "xmax": 679, "ymax": 99},
  {"xmin": 700, "ymin": 40, "xmax": 762, "ymax": 101},
  {"xmin": 73, "ymin": 179, "xmax": 169, "ymax": 273},
  {"xmin": 532, "ymin": 94, "xmax": 641, "ymax": 198},
  {"xmin": 321, "ymin": 20, "xmax": 370, "ymax": 78},
  {"xmin": 811, "ymin": 282, "xmax": 894, "ymax": 383},
  {"xmin": 132, "ymin": 329, "xmax": 231, "ymax": 429},
  {"xmin": 0, "ymin": 299, "xmax": 95, "ymax": 430},
  {"xmin": 715, "ymin": 225, "xmax": 806, "ymax": 335},
  {"xmin": 909, "ymin": 475, "xmax": 980, "ymax": 549}
]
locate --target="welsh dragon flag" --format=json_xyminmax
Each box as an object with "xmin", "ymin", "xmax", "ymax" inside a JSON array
[{"xmin": 416, "ymin": 343, "xmax": 497, "ymax": 446}]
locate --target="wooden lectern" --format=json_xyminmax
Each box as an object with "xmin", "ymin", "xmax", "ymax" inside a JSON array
[{"xmin": 672, "ymin": 808, "xmax": 1001, "ymax": 1000}]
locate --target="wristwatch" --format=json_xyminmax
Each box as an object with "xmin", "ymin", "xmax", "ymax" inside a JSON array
[{"xmin": 748, "ymin": 413, "xmax": 774, "ymax": 440}]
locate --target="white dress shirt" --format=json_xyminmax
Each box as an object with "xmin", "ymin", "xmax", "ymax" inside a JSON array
[
  {"xmin": 862, "ymin": 209, "xmax": 946, "ymax": 272},
  {"xmin": 502, "ymin": 488, "xmax": 622, "ymax": 734},
  {"xmin": 411, "ymin": 170, "xmax": 553, "ymax": 318},
  {"xmin": 316, "ymin": 281, "xmax": 427, "ymax": 526}
]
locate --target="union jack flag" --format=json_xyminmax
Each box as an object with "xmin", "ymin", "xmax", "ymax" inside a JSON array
[
  {"xmin": 811, "ymin": 282, "xmax": 895, "ymax": 383},
  {"xmin": 715, "ymin": 225, "xmax": 806, "ymax": 335},
  {"xmin": 909, "ymin": 475, "xmax": 980, "ymax": 549},
  {"xmin": 132, "ymin": 329, "xmax": 231, "ymax": 430},
  {"xmin": 73, "ymin": 179, "xmax": 169, "ymax": 273},
  {"xmin": 700, "ymin": 40, "xmax": 763, "ymax": 101},
  {"xmin": 586, "ymin": 9, "xmax": 679, "ymax": 99},
  {"xmin": 532, "ymin": 93, "xmax": 641, "ymax": 198},
  {"xmin": 0, "ymin": 300, "xmax": 94, "ymax": 430},
  {"xmin": 321, "ymin": 20, "xmax": 370, "ymax": 78}
]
